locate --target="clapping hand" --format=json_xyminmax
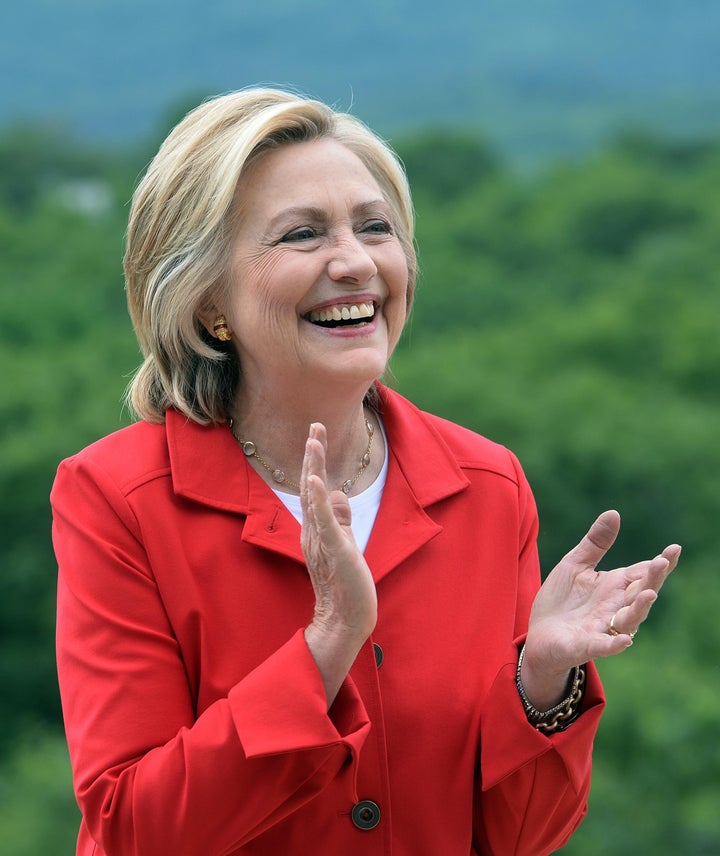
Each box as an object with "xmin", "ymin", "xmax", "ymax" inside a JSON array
[
  {"xmin": 521, "ymin": 510, "xmax": 681, "ymax": 710},
  {"xmin": 300, "ymin": 422, "xmax": 377, "ymax": 706}
]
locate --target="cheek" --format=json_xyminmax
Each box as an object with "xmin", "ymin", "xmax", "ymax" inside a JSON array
[
  {"xmin": 385, "ymin": 240, "xmax": 410, "ymax": 286},
  {"xmin": 384, "ymin": 246, "xmax": 410, "ymax": 314},
  {"xmin": 229, "ymin": 252, "xmax": 294, "ymax": 328}
]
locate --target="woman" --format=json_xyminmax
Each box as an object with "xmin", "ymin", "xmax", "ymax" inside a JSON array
[{"xmin": 52, "ymin": 88, "xmax": 680, "ymax": 856}]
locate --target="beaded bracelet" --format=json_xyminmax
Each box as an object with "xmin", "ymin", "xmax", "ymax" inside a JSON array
[{"xmin": 516, "ymin": 644, "xmax": 587, "ymax": 734}]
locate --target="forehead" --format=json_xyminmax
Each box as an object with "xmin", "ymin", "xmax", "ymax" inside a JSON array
[{"xmin": 236, "ymin": 139, "xmax": 386, "ymax": 218}]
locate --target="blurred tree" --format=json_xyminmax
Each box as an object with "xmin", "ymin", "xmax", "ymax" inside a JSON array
[
  {"xmin": 0, "ymin": 125, "xmax": 122, "ymax": 213},
  {"xmin": 0, "ymin": 730, "xmax": 80, "ymax": 855},
  {"xmin": 397, "ymin": 130, "xmax": 501, "ymax": 203},
  {"xmin": 0, "ymin": 140, "xmax": 138, "ymax": 752}
]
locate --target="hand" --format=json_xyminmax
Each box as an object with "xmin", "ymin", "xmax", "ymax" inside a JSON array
[
  {"xmin": 300, "ymin": 423, "xmax": 377, "ymax": 705},
  {"xmin": 521, "ymin": 510, "xmax": 681, "ymax": 710}
]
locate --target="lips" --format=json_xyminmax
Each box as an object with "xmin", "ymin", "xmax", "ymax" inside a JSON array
[{"xmin": 306, "ymin": 301, "xmax": 375, "ymax": 328}]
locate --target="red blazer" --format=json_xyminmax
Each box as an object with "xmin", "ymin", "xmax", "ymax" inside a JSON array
[{"xmin": 53, "ymin": 385, "xmax": 604, "ymax": 856}]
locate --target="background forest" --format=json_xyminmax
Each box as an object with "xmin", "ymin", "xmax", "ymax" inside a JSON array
[{"xmin": 0, "ymin": 116, "xmax": 718, "ymax": 854}]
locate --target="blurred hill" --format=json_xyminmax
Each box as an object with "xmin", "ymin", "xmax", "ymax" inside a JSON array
[{"xmin": 2, "ymin": 0, "xmax": 720, "ymax": 164}]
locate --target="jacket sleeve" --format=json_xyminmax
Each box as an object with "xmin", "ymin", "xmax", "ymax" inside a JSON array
[
  {"xmin": 472, "ymin": 454, "xmax": 606, "ymax": 856},
  {"xmin": 52, "ymin": 455, "xmax": 371, "ymax": 856}
]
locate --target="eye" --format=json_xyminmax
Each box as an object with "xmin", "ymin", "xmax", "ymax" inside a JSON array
[
  {"xmin": 361, "ymin": 219, "xmax": 393, "ymax": 236},
  {"xmin": 280, "ymin": 226, "xmax": 318, "ymax": 243}
]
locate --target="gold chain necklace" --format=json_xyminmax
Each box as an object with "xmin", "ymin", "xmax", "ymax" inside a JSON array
[{"xmin": 229, "ymin": 417, "xmax": 374, "ymax": 495}]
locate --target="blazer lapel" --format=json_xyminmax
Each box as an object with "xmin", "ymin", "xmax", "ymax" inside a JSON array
[
  {"xmin": 365, "ymin": 386, "xmax": 470, "ymax": 583},
  {"xmin": 165, "ymin": 409, "xmax": 305, "ymax": 565}
]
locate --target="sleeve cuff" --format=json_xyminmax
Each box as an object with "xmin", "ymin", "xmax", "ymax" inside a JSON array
[
  {"xmin": 229, "ymin": 629, "xmax": 371, "ymax": 762},
  {"xmin": 480, "ymin": 643, "xmax": 605, "ymax": 794}
]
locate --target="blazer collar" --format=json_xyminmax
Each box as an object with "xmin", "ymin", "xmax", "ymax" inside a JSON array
[
  {"xmin": 164, "ymin": 387, "xmax": 470, "ymax": 572},
  {"xmin": 166, "ymin": 410, "xmax": 253, "ymax": 514},
  {"xmin": 376, "ymin": 384, "xmax": 470, "ymax": 506},
  {"xmin": 166, "ymin": 387, "xmax": 469, "ymax": 511}
]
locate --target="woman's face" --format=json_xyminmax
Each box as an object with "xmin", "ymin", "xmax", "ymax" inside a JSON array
[{"xmin": 219, "ymin": 139, "xmax": 409, "ymax": 400}]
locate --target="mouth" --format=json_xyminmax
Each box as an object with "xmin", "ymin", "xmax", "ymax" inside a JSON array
[{"xmin": 305, "ymin": 301, "xmax": 376, "ymax": 329}]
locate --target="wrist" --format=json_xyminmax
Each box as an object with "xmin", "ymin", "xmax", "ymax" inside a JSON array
[
  {"xmin": 519, "ymin": 653, "xmax": 572, "ymax": 712},
  {"xmin": 516, "ymin": 644, "xmax": 586, "ymax": 733},
  {"xmin": 306, "ymin": 616, "xmax": 371, "ymax": 650},
  {"xmin": 304, "ymin": 622, "xmax": 370, "ymax": 709}
]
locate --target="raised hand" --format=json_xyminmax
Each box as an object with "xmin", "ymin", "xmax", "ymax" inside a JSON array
[
  {"xmin": 520, "ymin": 510, "xmax": 681, "ymax": 711},
  {"xmin": 300, "ymin": 422, "xmax": 377, "ymax": 706}
]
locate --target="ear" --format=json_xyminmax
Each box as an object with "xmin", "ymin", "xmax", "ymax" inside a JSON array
[{"xmin": 196, "ymin": 307, "xmax": 217, "ymax": 338}]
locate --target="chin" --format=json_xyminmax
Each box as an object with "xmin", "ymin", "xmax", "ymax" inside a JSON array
[{"xmin": 324, "ymin": 352, "xmax": 388, "ymax": 387}]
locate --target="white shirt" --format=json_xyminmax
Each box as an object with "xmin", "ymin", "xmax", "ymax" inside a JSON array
[{"xmin": 272, "ymin": 417, "xmax": 388, "ymax": 553}]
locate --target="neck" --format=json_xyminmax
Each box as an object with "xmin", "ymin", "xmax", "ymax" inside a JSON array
[{"xmin": 229, "ymin": 382, "xmax": 383, "ymax": 495}]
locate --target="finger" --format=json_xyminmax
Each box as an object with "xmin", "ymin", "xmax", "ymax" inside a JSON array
[
  {"xmin": 662, "ymin": 543, "xmax": 682, "ymax": 571},
  {"xmin": 328, "ymin": 489, "xmax": 353, "ymax": 530},
  {"xmin": 592, "ymin": 632, "xmax": 635, "ymax": 659},
  {"xmin": 305, "ymin": 474, "xmax": 350, "ymax": 551},
  {"xmin": 565, "ymin": 509, "xmax": 621, "ymax": 570},
  {"xmin": 647, "ymin": 544, "xmax": 681, "ymax": 592},
  {"xmin": 301, "ymin": 424, "xmax": 327, "ymax": 514},
  {"xmin": 301, "ymin": 472, "xmax": 328, "ymax": 561},
  {"xmin": 646, "ymin": 555, "xmax": 674, "ymax": 592},
  {"xmin": 301, "ymin": 428, "xmax": 329, "ymax": 560},
  {"xmin": 612, "ymin": 588, "xmax": 658, "ymax": 636},
  {"xmin": 307, "ymin": 424, "xmax": 328, "ymax": 479},
  {"xmin": 623, "ymin": 546, "xmax": 680, "ymax": 595},
  {"xmin": 622, "ymin": 556, "xmax": 667, "ymax": 588}
]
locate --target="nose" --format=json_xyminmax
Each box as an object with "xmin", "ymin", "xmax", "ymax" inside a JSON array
[{"xmin": 327, "ymin": 234, "xmax": 378, "ymax": 284}]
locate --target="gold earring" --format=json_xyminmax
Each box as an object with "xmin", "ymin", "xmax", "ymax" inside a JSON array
[{"xmin": 212, "ymin": 315, "xmax": 232, "ymax": 341}]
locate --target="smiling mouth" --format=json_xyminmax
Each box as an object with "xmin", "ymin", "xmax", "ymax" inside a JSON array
[{"xmin": 306, "ymin": 301, "xmax": 376, "ymax": 328}]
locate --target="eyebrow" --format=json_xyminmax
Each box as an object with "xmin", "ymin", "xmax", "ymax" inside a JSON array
[{"xmin": 267, "ymin": 206, "xmax": 325, "ymax": 231}]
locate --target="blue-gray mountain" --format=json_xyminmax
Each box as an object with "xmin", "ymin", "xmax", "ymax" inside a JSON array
[{"xmin": 2, "ymin": 0, "xmax": 719, "ymax": 163}]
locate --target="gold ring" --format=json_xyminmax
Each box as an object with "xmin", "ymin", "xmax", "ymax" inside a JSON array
[{"xmin": 609, "ymin": 613, "xmax": 638, "ymax": 639}]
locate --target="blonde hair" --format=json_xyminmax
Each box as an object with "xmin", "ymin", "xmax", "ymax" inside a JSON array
[{"xmin": 124, "ymin": 87, "xmax": 417, "ymax": 424}]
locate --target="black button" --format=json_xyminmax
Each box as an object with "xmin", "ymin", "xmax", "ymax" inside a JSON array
[
  {"xmin": 373, "ymin": 642, "xmax": 384, "ymax": 668},
  {"xmin": 351, "ymin": 799, "xmax": 381, "ymax": 830}
]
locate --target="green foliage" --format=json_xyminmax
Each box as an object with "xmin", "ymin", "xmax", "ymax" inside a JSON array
[
  {"xmin": 2, "ymin": 120, "xmax": 719, "ymax": 854},
  {"xmin": 0, "ymin": 125, "xmax": 126, "ymax": 213},
  {"xmin": 0, "ymin": 729, "xmax": 80, "ymax": 855},
  {"xmin": 398, "ymin": 131, "xmax": 501, "ymax": 204},
  {"xmin": 0, "ymin": 129, "xmax": 138, "ymax": 754}
]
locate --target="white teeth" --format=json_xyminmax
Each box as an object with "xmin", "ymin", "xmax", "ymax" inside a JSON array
[{"xmin": 308, "ymin": 302, "xmax": 375, "ymax": 323}]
